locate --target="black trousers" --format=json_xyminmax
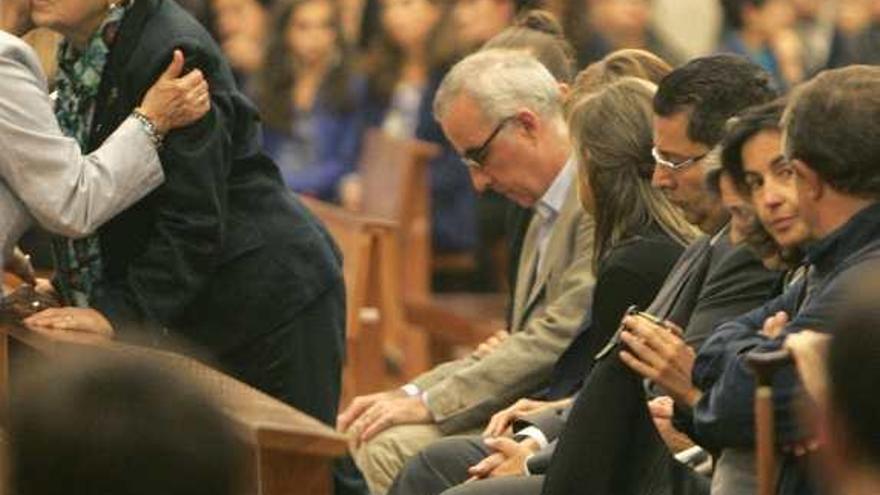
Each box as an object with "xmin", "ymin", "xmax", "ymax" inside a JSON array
[
  {"xmin": 216, "ymin": 283, "xmax": 368, "ymax": 495},
  {"xmin": 541, "ymin": 348, "xmax": 710, "ymax": 495},
  {"xmin": 216, "ymin": 282, "xmax": 345, "ymax": 425},
  {"xmin": 389, "ymin": 435, "xmax": 544, "ymax": 495}
]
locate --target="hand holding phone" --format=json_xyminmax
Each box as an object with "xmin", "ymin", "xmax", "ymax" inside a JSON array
[
  {"xmin": 596, "ymin": 306, "xmax": 681, "ymax": 360},
  {"xmin": 617, "ymin": 310, "xmax": 702, "ymax": 407}
]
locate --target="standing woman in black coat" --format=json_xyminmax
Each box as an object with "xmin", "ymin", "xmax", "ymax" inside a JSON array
[{"xmin": 26, "ymin": 0, "xmax": 347, "ymax": 428}]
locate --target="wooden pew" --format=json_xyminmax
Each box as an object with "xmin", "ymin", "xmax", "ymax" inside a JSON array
[
  {"xmin": 300, "ymin": 197, "xmax": 409, "ymax": 401},
  {"xmin": 358, "ymin": 129, "xmax": 434, "ymax": 297},
  {"xmin": 0, "ymin": 321, "xmax": 348, "ymax": 495},
  {"xmin": 357, "ymin": 130, "xmax": 507, "ymax": 370}
]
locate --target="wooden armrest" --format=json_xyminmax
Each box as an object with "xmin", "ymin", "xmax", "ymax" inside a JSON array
[{"xmin": 404, "ymin": 293, "xmax": 506, "ymax": 346}]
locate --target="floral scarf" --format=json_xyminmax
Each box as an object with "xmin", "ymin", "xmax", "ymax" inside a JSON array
[{"xmin": 51, "ymin": 3, "xmax": 129, "ymax": 307}]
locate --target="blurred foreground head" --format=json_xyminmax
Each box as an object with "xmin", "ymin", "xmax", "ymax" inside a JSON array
[
  {"xmin": 7, "ymin": 352, "xmax": 247, "ymax": 495},
  {"xmin": 821, "ymin": 269, "xmax": 880, "ymax": 491}
]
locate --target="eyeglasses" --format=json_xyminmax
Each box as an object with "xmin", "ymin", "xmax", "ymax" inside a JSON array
[
  {"xmin": 461, "ymin": 117, "xmax": 515, "ymax": 169},
  {"xmin": 651, "ymin": 146, "xmax": 708, "ymax": 170}
]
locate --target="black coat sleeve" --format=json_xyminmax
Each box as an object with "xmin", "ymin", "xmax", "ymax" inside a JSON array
[
  {"xmin": 576, "ymin": 237, "xmax": 683, "ymax": 379},
  {"xmin": 684, "ymin": 244, "xmax": 782, "ymax": 352},
  {"xmin": 92, "ymin": 41, "xmax": 238, "ymax": 329}
]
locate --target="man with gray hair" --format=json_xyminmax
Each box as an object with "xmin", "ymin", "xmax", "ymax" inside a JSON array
[{"xmin": 337, "ymin": 49, "xmax": 595, "ymax": 494}]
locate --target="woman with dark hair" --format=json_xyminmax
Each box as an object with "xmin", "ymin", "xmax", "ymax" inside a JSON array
[
  {"xmin": 718, "ymin": 99, "xmax": 805, "ymax": 271},
  {"xmin": 338, "ymin": 0, "xmax": 453, "ymax": 209},
  {"xmin": 255, "ymin": 0, "xmax": 365, "ymax": 201},
  {"xmin": 362, "ymin": 0, "xmax": 452, "ymax": 138}
]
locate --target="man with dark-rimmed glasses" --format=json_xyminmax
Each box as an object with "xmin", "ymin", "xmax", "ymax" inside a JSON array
[
  {"xmin": 338, "ymin": 49, "xmax": 596, "ymax": 494},
  {"xmin": 460, "ymin": 116, "xmax": 517, "ymax": 170}
]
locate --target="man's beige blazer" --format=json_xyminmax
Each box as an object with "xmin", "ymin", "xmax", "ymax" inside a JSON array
[{"xmin": 412, "ymin": 182, "xmax": 596, "ymax": 433}]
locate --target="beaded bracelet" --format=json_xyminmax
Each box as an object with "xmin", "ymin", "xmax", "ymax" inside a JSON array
[{"xmin": 131, "ymin": 108, "xmax": 164, "ymax": 149}]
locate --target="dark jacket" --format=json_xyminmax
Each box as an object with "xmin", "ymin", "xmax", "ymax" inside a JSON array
[
  {"xmin": 87, "ymin": 0, "xmax": 345, "ymax": 361},
  {"xmin": 685, "ymin": 203, "xmax": 880, "ymax": 448},
  {"xmin": 538, "ymin": 227, "xmax": 781, "ymax": 403}
]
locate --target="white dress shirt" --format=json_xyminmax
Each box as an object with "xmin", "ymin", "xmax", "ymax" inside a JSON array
[{"xmin": 532, "ymin": 156, "xmax": 578, "ymax": 275}]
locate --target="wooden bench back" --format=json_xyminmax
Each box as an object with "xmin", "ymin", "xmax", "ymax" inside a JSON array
[
  {"xmin": 358, "ymin": 129, "xmax": 440, "ymax": 298},
  {"xmin": 0, "ymin": 321, "xmax": 347, "ymax": 495}
]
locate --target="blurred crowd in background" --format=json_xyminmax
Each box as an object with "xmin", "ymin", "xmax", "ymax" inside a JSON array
[{"xmin": 21, "ymin": 0, "xmax": 880, "ymax": 293}]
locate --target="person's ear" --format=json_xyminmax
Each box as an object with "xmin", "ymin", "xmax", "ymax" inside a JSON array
[
  {"xmin": 515, "ymin": 108, "xmax": 540, "ymax": 140},
  {"xmin": 557, "ymin": 82, "xmax": 571, "ymax": 99},
  {"xmin": 791, "ymin": 158, "xmax": 822, "ymax": 201}
]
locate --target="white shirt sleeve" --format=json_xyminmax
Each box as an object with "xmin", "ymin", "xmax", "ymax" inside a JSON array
[
  {"xmin": 0, "ymin": 33, "xmax": 164, "ymax": 239},
  {"xmin": 515, "ymin": 426, "xmax": 550, "ymax": 449},
  {"xmin": 400, "ymin": 383, "xmax": 421, "ymax": 397}
]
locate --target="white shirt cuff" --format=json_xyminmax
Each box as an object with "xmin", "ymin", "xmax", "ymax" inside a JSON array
[
  {"xmin": 400, "ymin": 383, "xmax": 421, "ymax": 397},
  {"xmin": 674, "ymin": 445, "xmax": 705, "ymax": 464},
  {"xmin": 516, "ymin": 426, "xmax": 549, "ymax": 450},
  {"xmin": 401, "ymin": 384, "xmax": 435, "ymax": 421}
]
